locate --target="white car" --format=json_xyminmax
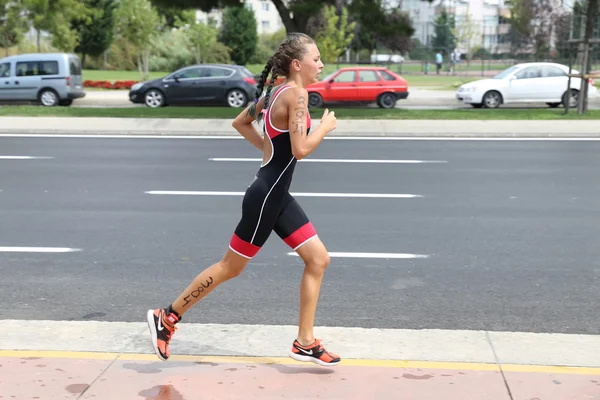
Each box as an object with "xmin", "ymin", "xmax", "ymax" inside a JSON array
[{"xmin": 456, "ymin": 62, "xmax": 597, "ymax": 108}]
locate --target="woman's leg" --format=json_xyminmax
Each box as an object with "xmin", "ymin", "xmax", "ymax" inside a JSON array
[
  {"xmin": 170, "ymin": 248, "xmax": 250, "ymax": 316},
  {"xmin": 147, "ymin": 248, "xmax": 251, "ymax": 361},
  {"xmin": 294, "ymin": 236, "xmax": 330, "ymax": 345},
  {"xmin": 272, "ymin": 194, "xmax": 340, "ymax": 366},
  {"xmin": 289, "ymin": 236, "xmax": 340, "ymax": 366}
]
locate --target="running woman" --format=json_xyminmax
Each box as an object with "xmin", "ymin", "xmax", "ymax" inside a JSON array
[{"xmin": 147, "ymin": 32, "xmax": 340, "ymax": 367}]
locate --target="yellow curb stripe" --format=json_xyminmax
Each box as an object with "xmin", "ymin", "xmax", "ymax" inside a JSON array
[{"xmin": 1, "ymin": 350, "xmax": 599, "ymax": 375}]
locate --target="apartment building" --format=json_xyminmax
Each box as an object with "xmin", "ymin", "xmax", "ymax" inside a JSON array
[{"xmin": 195, "ymin": 0, "xmax": 284, "ymax": 35}]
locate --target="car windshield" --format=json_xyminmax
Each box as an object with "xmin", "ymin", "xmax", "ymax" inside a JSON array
[{"xmin": 493, "ymin": 65, "xmax": 521, "ymax": 79}]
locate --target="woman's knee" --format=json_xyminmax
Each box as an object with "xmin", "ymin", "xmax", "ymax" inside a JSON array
[
  {"xmin": 297, "ymin": 238, "xmax": 330, "ymax": 273},
  {"xmin": 220, "ymin": 250, "xmax": 250, "ymax": 279}
]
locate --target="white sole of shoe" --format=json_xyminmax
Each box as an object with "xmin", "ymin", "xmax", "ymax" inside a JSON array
[
  {"xmin": 146, "ymin": 309, "xmax": 167, "ymax": 361},
  {"xmin": 288, "ymin": 350, "xmax": 341, "ymax": 367}
]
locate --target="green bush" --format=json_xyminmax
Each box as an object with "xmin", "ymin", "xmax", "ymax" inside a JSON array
[{"xmin": 149, "ymin": 30, "xmax": 195, "ymax": 72}]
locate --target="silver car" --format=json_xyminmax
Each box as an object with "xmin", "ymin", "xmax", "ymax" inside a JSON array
[{"xmin": 0, "ymin": 53, "xmax": 85, "ymax": 106}]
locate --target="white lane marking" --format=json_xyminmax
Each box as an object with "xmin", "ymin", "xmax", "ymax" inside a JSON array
[
  {"xmin": 0, "ymin": 156, "xmax": 54, "ymax": 159},
  {"xmin": 3, "ymin": 320, "xmax": 600, "ymax": 367},
  {"xmin": 0, "ymin": 247, "xmax": 81, "ymax": 253},
  {"xmin": 145, "ymin": 191, "xmax": 422, "ymax": 198},
  {"xmin": 287, "ymin": 252, "xmax": 429, "ymax": 259},
  {"xmin": 2, "ymin": 134, "xmax": 600, "ymax": 141},
  {"xmin": 209, "ymin": 157, "xmax": 447, "ymax": 164}
]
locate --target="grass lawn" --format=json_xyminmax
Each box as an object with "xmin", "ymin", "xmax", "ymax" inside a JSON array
[{"xmin": 1, "ymin": 105, "xmax": 599, "ymax": 120}]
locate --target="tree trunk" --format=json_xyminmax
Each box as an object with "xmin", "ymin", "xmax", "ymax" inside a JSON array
[
  {"xmin": 137, "ymin": 54, "xmax": 143, "ymax": 80},
  {"xmin": 270, "ymin": 0, "xmax": 301, "ymax": 33},
  {"xmin": 37, "ymin": 29, "xmax": 41, "ymax": 52},
  {"xmin": 579, "ymin": 0, "xmax": 599, "ymax": 114},
  {"xmin": 143, "ymin": 50, "xmax": 150, "ymax": 81}
]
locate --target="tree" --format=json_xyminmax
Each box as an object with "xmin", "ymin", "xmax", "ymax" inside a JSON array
[
  {"xmin": 375, "ymin": 8, "xmax": 415, "ymax": 56},
  {"xmin": 219, "ymin": 6, "xmax": 257, "ymax": 65},
  {"xmin": 315, "ymin": 5, "xmax": 355, "ymax": 63},
  {"xmin": 114, "ymin": 0, "xmax": 162, "ymax": 80},
  {"xmin": 579, "ymin": 0, "xmax": 600, "ymax": 113},
  {"xmin": 347, "ymin": 0, "xmax": 415, "ymax": 56},
  {"xmin": 432, "ymin": 8, "xmax": 455, "ymax": 52},
  {"xmin": 451, "ymin": 9, "xmax": 481, "ymax": 67},
  {"xmin": 150, "ymin": 0, "xmax": 434, "ymax": 35},
  {"xmin": 72, "ymin": 0, "xmax": 117, "ymax": 68},
  {"xmin": 554, "ymin": 12, "xmax": 572, "ymax": 59},
  {"xmin": 154, "ymin": 3, "xmax": 195, "ymax": 28},
  {"xmin": 508, "ymin": 0, "xmax": 557, "ymax": 59},
  {"xmin": 178, "ymin": 18, "xmax": 220, "ymax": 64},
  {"xmin": 23, "ymin": 0, "xmax": 91, "ymax": 52},
  {"xmin": 0, "ymin": 0, "xmax": 25, "ymax": 56}
]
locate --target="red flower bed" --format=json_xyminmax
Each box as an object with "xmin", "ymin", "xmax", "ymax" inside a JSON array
[{"xmin": 83, "ymin": 80, "xmax": 138, "ymax": 90}]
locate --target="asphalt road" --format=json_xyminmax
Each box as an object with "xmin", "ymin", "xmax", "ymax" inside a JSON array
[{"xmin": 1, "ymin": 136, "xmax": 599, "ymax": 335}]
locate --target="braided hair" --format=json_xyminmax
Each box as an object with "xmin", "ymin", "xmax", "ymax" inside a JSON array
[{"xmin": 248, "ymin": 33, "xmax": 315, "ymax": 123}]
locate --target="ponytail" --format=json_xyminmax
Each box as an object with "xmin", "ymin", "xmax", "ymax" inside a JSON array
[
  {"xmin": 258, "ymin": 71, "xmax": 278, "ymax": 124},
  {"xmin": 246, "ymin": 57, "xmax": 274, "ymax": 120}
]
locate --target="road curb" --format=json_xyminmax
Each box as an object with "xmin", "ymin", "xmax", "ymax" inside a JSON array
[{"xmin": 0, "ymin": 116, "xmax": 599, "ymax": 137}]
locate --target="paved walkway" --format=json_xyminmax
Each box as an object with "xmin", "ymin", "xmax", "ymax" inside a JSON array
[
  {"xmin": 2, "ymin": 321, "xmax": 600, "ymax": 399},
  {"xmin": 2, "ymin": 350, "xmax": 600, "ymax": 399}
]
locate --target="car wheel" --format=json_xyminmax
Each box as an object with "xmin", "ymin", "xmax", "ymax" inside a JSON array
[
  {"xmin": 377, "ymin": 92, "xmax": 397, "ymax": 109},
  {"xmin": 308, "ymin": 93, "xmax": 323, "ymax": 108},
  {"xmin": 482, "ymin": 91, "xmax": 502, "ymax": 108},
  {"xmin": 39, "ymin": 89, "xmax": 59, "ymax": 107},
  {"xmin": 227, "ymin": 89, "xmax": 248, "ymax": 108},
  {"xmin": 144, "ymin": 89, "xmax": 165, "ymax": 108},
  {"xmin": 562, "ymin": 90, "xmax": 579, "ymax": 108}
]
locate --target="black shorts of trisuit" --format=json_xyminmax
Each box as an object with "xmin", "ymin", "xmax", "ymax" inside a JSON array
[
  {"xmin": 228, "ymin": 84, "xmax": 317, "ymax": 259},
  {"xmin": 229, "ymin": 177, "xmax": 317, "ymax": 259}
]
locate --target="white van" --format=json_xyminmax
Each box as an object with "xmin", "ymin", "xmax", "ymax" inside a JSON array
[
  {"xmin": 370, "ymin": 54, "xmax": 405, "ymax": 64},
  {"xmin": 0, "ymin": 53, "xmax": 85, "ymax": 106}
]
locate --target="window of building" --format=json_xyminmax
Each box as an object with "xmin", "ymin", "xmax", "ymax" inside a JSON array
[
  {"xmin": 262, "ymin": 1, "xmax": 269, "ymax": 11},
  {"xmin": 262, "ymin": 20, "xmax": 270, "ymax": 30}
]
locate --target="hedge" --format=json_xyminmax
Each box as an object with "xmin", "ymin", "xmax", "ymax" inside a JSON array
[{"xmin": 83, "ymin": 80, "xmax": 138, "ymax": 90}]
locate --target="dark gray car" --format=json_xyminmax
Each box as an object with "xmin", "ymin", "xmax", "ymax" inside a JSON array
[{"xmin": 129, "ymin": 64, "xmax": 257, "ymax": 108}]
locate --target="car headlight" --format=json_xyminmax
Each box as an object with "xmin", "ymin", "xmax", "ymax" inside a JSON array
[
  {"xmin": 131, "ymin": 82, "xmax": 144, "ymax": 91},
  {"xmin": 463, "ymin": 87, "xmax": 477, "ymax": 92}
]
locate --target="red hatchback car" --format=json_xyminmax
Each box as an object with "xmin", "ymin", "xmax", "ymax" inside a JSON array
[{"xmin": 307, "ymin": 66, "xmax": 409, "ymax": 109}]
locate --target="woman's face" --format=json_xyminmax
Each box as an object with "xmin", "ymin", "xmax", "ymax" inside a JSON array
[{"xmin": 294, "ymin": 43, "xmax": 324, "ymax": 85}]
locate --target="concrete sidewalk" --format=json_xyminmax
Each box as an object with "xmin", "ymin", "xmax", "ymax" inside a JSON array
[
  {"xmin": 1, "ymin": 116, "xmax": 600, "ymax": 137},
  {"xmin": 2, "ymin": 320, "xmax": 600, "ymax": 399},
  {"xmin": 2, "ymin": 350, "xmax": 600, "ymax": 400}
]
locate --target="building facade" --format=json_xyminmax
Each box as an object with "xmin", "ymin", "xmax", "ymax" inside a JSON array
[{"xmin": 195, "ymin": 0, "xmax": 284, "ymax": 35}]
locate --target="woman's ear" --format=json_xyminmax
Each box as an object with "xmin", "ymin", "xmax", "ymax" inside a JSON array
[{"xmin": 292, "ymin": 59, "xmax": 301, "ymax": 72}]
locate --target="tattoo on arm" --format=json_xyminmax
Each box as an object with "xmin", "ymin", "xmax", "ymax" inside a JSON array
[
  {"xmin": 246, "ymin": 103, "xmax": 257, "ymax": 118},
  {"xmin": 293, "ymin": 96, "xmax": 306, "ymax": 134}
]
